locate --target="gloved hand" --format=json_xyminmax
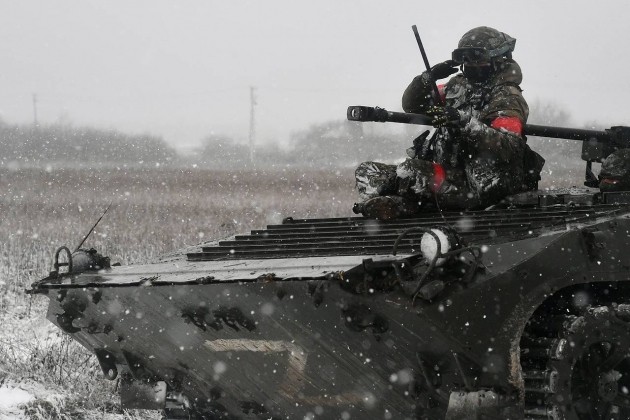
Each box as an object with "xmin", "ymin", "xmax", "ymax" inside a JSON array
[
  {"xmin": 406, "ymin": 130, "xmax": 431, "ymax": 159},
  {"xmin": 426, "ymin": 106, "xmax": 465, "ymax": 128},
  {"xmin": 429, "ymin": 60, "xmax": 459, "ymax": 80}
]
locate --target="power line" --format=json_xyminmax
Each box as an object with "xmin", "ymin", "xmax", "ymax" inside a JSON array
[
  {"xmin": 249, "ymin": 86, "xmax": 257, "ymax": 164},
  {"xmin": 32, "ymin": 93, "xmax": 38, "ymax": 126}
]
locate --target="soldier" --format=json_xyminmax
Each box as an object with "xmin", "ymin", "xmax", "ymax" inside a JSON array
[
  {"xmin": 354, "ymin": 26, "xmax": 543, "ymax": 219},
  {"xmin": 600, "ymin": 149, "xmax": 630, "ymax": 192}
]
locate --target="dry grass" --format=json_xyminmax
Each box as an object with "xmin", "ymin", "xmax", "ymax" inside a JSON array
[
  {"xmin": 0, "ymin": 166, "xmax": 356, "ymax": 419},
  {"xmin": 0, "ymin": 166, "xmax": 356, "ymax": 282}
]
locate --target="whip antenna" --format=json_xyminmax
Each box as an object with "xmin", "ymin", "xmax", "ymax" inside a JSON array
[
  {"xmin": 75, "ymin": 202, "xmax": 113, "ymax": 252},
  {"xmin": 412, "ymin": 25, "xmax": 444, "ymax": 105}
]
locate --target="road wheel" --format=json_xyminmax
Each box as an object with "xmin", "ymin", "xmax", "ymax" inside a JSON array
[{"xmin": 522, "ymin": 305, "xmax": 630, "ymax": 419}]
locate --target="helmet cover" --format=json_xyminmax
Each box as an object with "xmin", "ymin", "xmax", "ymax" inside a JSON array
[{"xmin": 452, "ymin": 26, "xmax": 516, "ymax": 64}]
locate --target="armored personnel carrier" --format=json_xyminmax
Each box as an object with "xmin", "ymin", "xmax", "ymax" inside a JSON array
[{"xmin": 29, "ymin": 107, "xmax": 630, "ymax": 420}]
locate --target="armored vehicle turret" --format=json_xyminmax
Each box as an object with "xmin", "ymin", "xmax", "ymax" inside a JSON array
[{"xmin": 29, "ymin": 108, "xmax": 630, "ymax": 420}]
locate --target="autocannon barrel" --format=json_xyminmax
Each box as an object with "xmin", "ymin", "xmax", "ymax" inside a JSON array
[
  {"xmin": 524, "ymin": 124, "xmax": 610, "ymax": 141},
  {"xmin": 347, "ymin": 105, "xmax": 433, "ymax": 126},
  {"xmin": 347, "ymin": 105, "xmax": 612, "ymax": 142}
]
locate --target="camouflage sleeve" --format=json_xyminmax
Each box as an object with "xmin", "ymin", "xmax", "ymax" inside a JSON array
[
  {"xmin": 460, "ymin": 83, "xmax": 528, "ymax": 164},
  {"xmin": 482, "ymin": 84, "xmax": 529, "ymax": 123},
  {"xmin": 402, "ymin": 72, "xmax": 436, "ymax": 113},
  {"xmin": 461, "ymin": 117, "xmax": 525, "ymax": 163}
]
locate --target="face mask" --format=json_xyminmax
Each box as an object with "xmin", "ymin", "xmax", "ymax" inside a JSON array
[{"xmin": 462, "ymin": 63, "xmax": 493, "ymax": 82}]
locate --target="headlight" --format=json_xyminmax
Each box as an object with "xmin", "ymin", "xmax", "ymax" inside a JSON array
[{"xmin": 420, "ymin": 227, "xmax": 458, "ymax": 266}]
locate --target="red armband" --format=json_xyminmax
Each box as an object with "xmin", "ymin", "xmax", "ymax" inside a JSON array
[
  {"xmin": 490, "ymin": 116, "xmax": 523, "ymax": 136},
  {"xmin": 432, "ymin": 163, "xmax": 446, "ymax": 192},
  {"xmin": 437, "ymin": 84, "xmax": 446, "ymax": 103}
]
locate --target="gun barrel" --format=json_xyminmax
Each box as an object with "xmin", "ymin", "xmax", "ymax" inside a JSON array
[
  {"xmin": 524, "ymin": 124, "xmax": 609, "ymax": 141},
  {"xmin": 385, "ymin": 110, "xmax": 433, "ymax": 125},
  {"xmin": 347, "ymin": 106, "xmax": 432, "ymax": 126},
  {"xmin": 347, "ymin": 106, "xmax": 612, "ymax": 142}
]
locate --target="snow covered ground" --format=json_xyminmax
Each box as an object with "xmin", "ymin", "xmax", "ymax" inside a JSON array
[
  {"xmin": 0, "ymin": 384, "xmax": 34, "ymax": 419},
  {"xmin": 0, "ymin": 167, "xmax": 356, "ymax": 419}
]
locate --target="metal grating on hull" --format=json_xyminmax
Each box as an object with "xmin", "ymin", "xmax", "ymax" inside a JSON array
[{"xmin": 187, "ymin": 205, "xmax": 628, "ymax": 261}]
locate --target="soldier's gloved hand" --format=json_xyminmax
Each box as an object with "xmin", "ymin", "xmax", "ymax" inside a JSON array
[
  {"xmin": 426, "ymin": 106, "xmax": 466, "ymax": 128},
  {"xmin": 406, "ymin": 130, "xmax": 431, "ymax": 159},
  {"xmin": 429, "ymin": 60, "xmax": 459, "ymax": 80}
]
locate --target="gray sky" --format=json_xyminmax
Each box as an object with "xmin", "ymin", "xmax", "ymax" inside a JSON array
[{"xmin": 1, "ymin": 0, "xmax": 629, "ymax": 150}]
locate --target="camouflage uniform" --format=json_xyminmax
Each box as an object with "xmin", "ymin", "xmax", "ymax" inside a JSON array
[
  {"xmin": 356, "ymin": 27, "xmax": 539, "ymax": 214},
  {"xmin": 356, "ymin": 59, "xmax": 529, "ymax": 209},
  {"xmin": 600, "ymin": 148, "xmax": 630, "ymax": 191}
]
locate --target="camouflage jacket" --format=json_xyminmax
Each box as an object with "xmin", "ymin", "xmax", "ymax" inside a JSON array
[{"xmin": 401, "ymin": 60, "xmax": 529, "ymax": 168}]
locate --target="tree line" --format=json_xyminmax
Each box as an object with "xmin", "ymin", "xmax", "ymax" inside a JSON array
[
  {"xmin": 0, "ymin": 118, "xmax": 416, "ymax": 169},
  {"xmin": 0, "ymin": 101, "xmax": 596, "ymax": 172},
  {"xmin": 0, "ymin": 119, "xmax": 176, "ymax": 167},
  {"xmin": 193, "ymin": 121, "xmax": 417, "ymax": 169}
]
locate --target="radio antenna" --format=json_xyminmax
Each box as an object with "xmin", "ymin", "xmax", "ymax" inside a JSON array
[
  {"xmin": 412, "ymin": 25, "xmax": 444, "ymax": 105},
  {"xmin": 75, "ymin": 202, "xmax": 113, "ymax": 252}
]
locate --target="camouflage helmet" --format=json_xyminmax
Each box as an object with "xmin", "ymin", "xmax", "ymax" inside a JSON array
[{"xmin": 452, "ymin": 26, "xmax": 516, "ymax": 64}]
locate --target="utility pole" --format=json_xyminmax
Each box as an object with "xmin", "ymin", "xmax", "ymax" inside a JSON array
[
  {"xmin": 248, "ymin": 86, "xmax": 257, "ymax": 164},
  {"xmin": 32, "ymin": 93, "xmax": 38, "ymax": 127}
]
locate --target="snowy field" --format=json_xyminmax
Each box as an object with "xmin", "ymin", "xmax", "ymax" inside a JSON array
[{"xmin": 0, "ymin": 167, "xmax": 355, "ymax": 419}]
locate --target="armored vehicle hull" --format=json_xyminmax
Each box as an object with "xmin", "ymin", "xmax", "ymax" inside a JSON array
[{"xmin": 30, "ymin": 192, "xmax": 630, "ymax": 419}]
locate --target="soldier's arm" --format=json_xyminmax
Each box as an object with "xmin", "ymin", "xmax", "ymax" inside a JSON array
[
  {"xmin": 461, "ymin": 116, "xmax": 525, "ymax": 163},
  {"xmin": 402, "ymin": 73, "xmax": 446, "ymax": 113},
  {"xmin": 461, "ymin": 85, "xmax": 528, "ymax": 162}
]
